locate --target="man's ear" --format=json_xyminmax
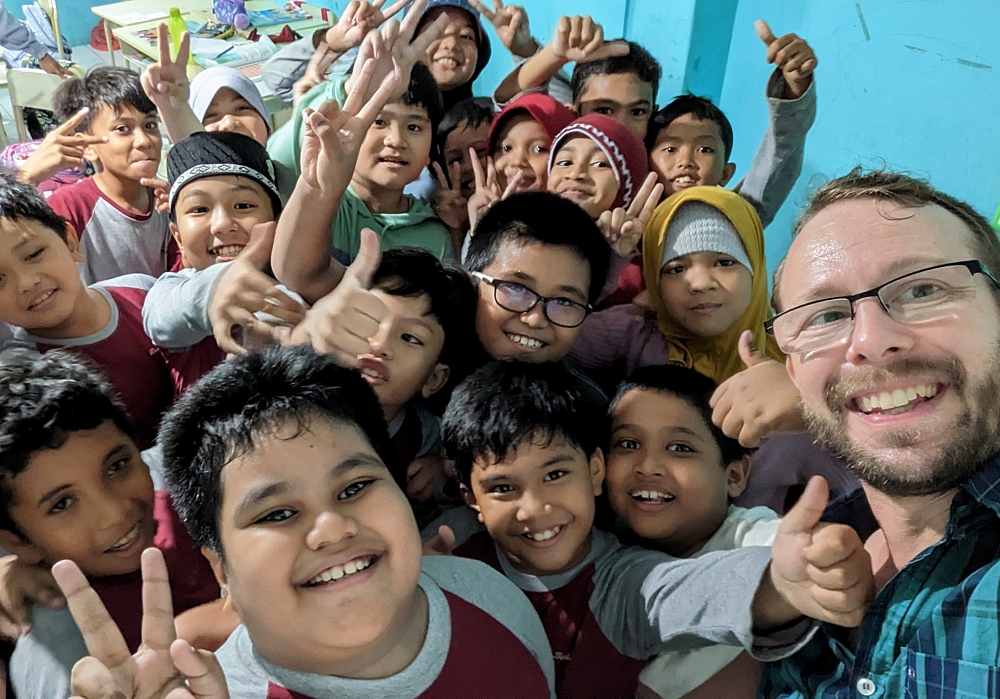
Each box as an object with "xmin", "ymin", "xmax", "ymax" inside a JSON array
[
  {"xmin": 0, "ymin": 530, "xmax": 46, "ymax": 566},
  {"xmin": 421, "ymin": 363, "xmax": 450, "ymax": 399},
  {"xmin": 459, "ymin": 482, "xmax": 483, "ymax": 523},
  {"xmin": 64, "ymin": 223, "xmax": 84, "ymax": 264},
  {"xmin": 589, "ymin": 448, "xmax": 606, "ymax": 497},
  {"xmin": 201, "ymin": 546, "xmax": 230, "ymax": 597},
  {"xmin": 725, "ymin": 455, "xmax": 752, "ymax": 499},
  {"xmin": 719, "ymin": 162, "xmax": 737, "ymax": 187}
]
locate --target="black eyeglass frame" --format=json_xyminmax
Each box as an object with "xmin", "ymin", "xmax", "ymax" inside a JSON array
[
  {"xmin": 764, "ymin": 259, "xmax": 999, "ymax": 344},
  {"xmin": 471, "ymin": 272, "xmax": 593, "ymax": 328}
]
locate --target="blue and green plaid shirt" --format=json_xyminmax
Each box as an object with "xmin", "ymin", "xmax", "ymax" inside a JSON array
[{"xmin": 762, "ymin": 455, "xmax": 1000, "ymax": 698}]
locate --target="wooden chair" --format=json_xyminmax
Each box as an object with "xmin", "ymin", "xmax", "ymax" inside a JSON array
[{"xmin": 7, "ymin": 68, "xmax": 64, "ymax": 142}]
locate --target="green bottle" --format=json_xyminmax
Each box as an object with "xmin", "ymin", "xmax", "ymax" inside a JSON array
[{"xmin": 167, "ymin": 8, "xmax": 187, "ymax": 62}]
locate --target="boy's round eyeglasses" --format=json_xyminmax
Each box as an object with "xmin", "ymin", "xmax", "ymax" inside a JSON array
[
  {"xmin": 764, "ymin": 260, "xmax": 999, "ymax": 354},
  {"xmin": 471, "ymin": 272, "xmax": 592, "ymax": 328}
]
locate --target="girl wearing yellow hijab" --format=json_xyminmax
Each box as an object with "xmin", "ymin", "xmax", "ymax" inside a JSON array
[
  {"xmin": 568, "ymin": 185, "xmax": 781, "ymax": 386},
  {"xmin": 643, "ymin": 186, "xmax": 783, "ymax": 384}
]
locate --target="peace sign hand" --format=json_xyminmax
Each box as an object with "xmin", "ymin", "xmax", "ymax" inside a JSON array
[
  {"xmin": 141, "ymin": 23, "xmax": 191, "ymax": 110},
  {"xmin": 17, "ymin": 107, "xmax": 107, "ymax": 187},
  {"xmin": 596, "ymin": 173, "xmax": 663, "ymax": 257},
  {"xmin": 325, "ymin": 0, "xmax": 410, "ymax": 54},
  {"xmin": 466, "ymin": 153, "xmax": 523, "ymax": 234},
  {"xmin": 469, "ymin": 0, "xmax": 536, "ymax": 58},
  {"xmin": 53, "ymin": 548, "xmax": 229, "ymax": 699}
]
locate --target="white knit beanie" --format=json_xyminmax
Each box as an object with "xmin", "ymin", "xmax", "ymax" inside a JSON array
[{"xmin": 660, "ymin": 201, "xmax": 752, "ymax": 272}]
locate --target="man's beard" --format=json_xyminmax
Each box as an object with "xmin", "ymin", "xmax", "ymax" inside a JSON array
[{"xmin": 802, "ymin": 354, "xmax": 1000, "ymax": 497}]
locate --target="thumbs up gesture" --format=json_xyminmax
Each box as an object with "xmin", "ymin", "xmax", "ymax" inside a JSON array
[
  {"xmin": 289, "ymin": 228, "xmax": 389, "ymax": 369},
  {"xmin": 208, "ymin": 223, "xmax": 307, "ymax": 355},
  {"xmin": 709, "ymin": 330, "xmax": 806, "ymax": 447},
  {"xmin": 757, "ymin": 477, "xmax": 873, "ymax": 628},
  {"xmin": 755, "ymin": 19, "xmax": 817, "ymax": 99}
]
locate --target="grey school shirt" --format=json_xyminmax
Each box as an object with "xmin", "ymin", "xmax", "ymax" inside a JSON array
[{"xmin": 217, "ymin": 555, "xmax": 557, "ymax": 699}]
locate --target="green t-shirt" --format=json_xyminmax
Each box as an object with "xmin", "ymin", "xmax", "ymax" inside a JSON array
[{"xmin": 266, "ymin": 77, "xmax": 452, "ymax": 263}]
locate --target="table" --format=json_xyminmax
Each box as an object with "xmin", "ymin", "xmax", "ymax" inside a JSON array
[{"xmin": 93, "ymin": 0, "xmax": 331, "ymax": 67}]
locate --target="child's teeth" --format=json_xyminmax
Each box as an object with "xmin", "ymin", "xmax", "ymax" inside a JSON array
[
  {"xmin": 307, "ymin": 556, "xmax": 373, "ymax": 585},
  {"xmin": 509, "ymin": 334, "xmax": 543, "ymax": 348},
  {"xmin": 528, "ymin": 526, "xmax": 562, "ymax": 541}
]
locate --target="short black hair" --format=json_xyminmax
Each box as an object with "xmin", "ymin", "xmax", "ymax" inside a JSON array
[
  {"xmin": 371, "ymin": 246, "xmax": 479, "ymax": 389},
  {"xmin": 159, "ymin": 345, "xmax": 396, "ymax": 554},
  {"xmin": 443, "ymin": 361, "xmax": 606, "ymax": 486},
  {"xmin": 571, "ymin": 41, "xmax": 662, "ymax": 106},
  {"xmin": 53, "ymin": 66, "xmax": 157, "ymax": 133},
  {"xmin": 401, "ymin": 62, "xmax": 445, "ymax": 160},
  {"xmin": 610, "ymin": 365, "xmax": 750, "ymax": 466},
  {"xmin": 0, "ymin": 172, "xmax": 69, "ymax": 241},
  {"xmin": 438, "ymin": 97, "xmax": 494, "ymax": 144},
  {"xmin": 0, "ymin": 348, "xmax": 134, "ymax": 535},
  {"xmin": 466, "ymin": 191, "xmax": 610, "ymax": 304},
  {"xmin": 646, "ymin": 95, "xmax": 734, "ymax": 161}
]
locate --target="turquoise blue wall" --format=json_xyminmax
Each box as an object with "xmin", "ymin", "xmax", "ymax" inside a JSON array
[
  {"xmin": 4, "ymin": 0, "xmax": 106, "ymax": 47},
  {"xmin": 35, "ymin": 0, "xmax": 998, "ymax": 275},
  {"xmin": 718, "ymin": 0, "xmax": 1000, "ymax": 274}
]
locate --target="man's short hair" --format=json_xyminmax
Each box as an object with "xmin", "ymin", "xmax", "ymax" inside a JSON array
[
  {"xmin": 53, "ymin": 66, "xmax": 156, "ymax": 133},
  {"xmin": 442, "ymin": 361, "xmax": 605, "ymax": 486},
  {"xmin": 645, "ymin": 95, "xmax": 734, "ymax": 160},
  {"xmin": 465, "ymin": 191, "xmax": 610, "ymax": 305},
  {"xmin": 0, "ymin": 349, "xmax": 133, "ymax": 535},
  {"xmin": 773, "ymin": 168, "xmax": 1000, "ymax": 312},
  {"xmin": 570, "ymin": 41, "xmax": 662, "ymax": 106},
  {"xmin": 0, "ymin": 173, "xmax": 69, "ymax": 241},
  {"xmin": 159, "ymin": 346, "xmax": 395, "ymax": 554}
]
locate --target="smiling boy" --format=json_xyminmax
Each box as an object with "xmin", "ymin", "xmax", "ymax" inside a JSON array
[
  {"xmin": 0, "ymin": 175, "xmax": 173, "ymax": 449},
  {"xmin": 443, "ymin": 360, "xmax": 875, "ymax": 699},
  {"xmin": 46, "ymin": 67, "xmax": 175, "ymax": 285},
  {"xmin": 157, "ymin": 345, "xmax": 555, "ymax": 698},
  {"xmin": 466, "ymin": 191, "xmax": 608, "ymax": 365},
  {"xmin": 0, "ymin": 350, "xmax": 220, "ymax": 699}
]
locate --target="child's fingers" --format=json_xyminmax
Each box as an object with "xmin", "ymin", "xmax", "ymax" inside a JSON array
[
  {"xmin": 449, "ymin": 160, "xmax": 463, "ymax": 192},
  {"xmin": 754, "ymin": 19, "xmax": 777, "ymax": 46},
  {"xmin": 501, "ymin": 169, "xmax": 523, "ymax": 199},
  {"xmin": 342, "ymin": 57, "xmax": 375, "ymax": 116},
  {"xmin": 169, "ymin": 639, "xmax": 229, "ymax": 699},
  {"xmin": 485, "ymin": 156, "xmax": 498, "ymax": 191},
  {"xmin": 53, "ymin": 107, "xmax": 91, "ymax": 135},
  {"xmin": 157, "ymin": 23, "xmax": 172, "ymax": 64},
  {"xmin": 766, "ymin": 33, "xmax": 796, "ymax": 64},
  {"xmin": 581, "ymin": 24, "xmax": 604, "ymax": 57},
  {"xmin": 380, "ymin": 0, "xmax": 410, "ymax": 22},
  {"xmin": 431, "ymin": 161, "xmax": 448, "ymax": 188},
  {"xmin": 567, "ymin": 15, "xmax": 583, "ymax": 49},
  {"xmin": 470, "ymin": 148, "xmax": 487, "ymax": 188}
]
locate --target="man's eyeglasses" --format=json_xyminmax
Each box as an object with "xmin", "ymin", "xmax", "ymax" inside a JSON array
[
  {"xmin": 765, "ymin": 260, "xmax": 999, "ymax": 354},
  {"xmin": 472, "ymin": 272, "xmax": 592, "ymax": 328}
]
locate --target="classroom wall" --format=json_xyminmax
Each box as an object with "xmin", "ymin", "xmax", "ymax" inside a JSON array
[
  {"xmin": 4, "ymin": 0, "xmax": 108, "ymax": 47},
  {"xmin": 36, "ymin": 0, "xmax": 998, "ymax": 276},
  {"xmin": 718, "ymin": 0, "xmax": 1000, "ymax": 274}
]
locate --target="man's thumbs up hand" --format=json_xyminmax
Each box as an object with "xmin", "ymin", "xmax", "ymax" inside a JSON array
[
  {"xmin": 289, "ymin": 229, "xmax": 389, "ymax": 368},
  {"xmin": 757, "ymin": 477, "xmax": 873, "ymax": 629}
]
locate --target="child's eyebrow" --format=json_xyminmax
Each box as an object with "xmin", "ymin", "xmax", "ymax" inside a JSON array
[
  {"xmin": 12, "ymin": 233, "xmax": 38, "ymax": 252},
  {"xmin": 538, "ymin": 453, "xmax": 576, "ymax": 469},
  {"xmin": 235, "ymin": 481, "xmax": 290, "ymax": 519},
  {"xmin": 37, "ymin": 483, "xmax": 72, "ymax": 508}
]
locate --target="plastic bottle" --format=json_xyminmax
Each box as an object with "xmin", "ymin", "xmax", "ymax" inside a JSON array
[
  {"xmin": 214, "ymin": 0, "xmax": 250, "ymax": 30},
  {"xmin": 167, "ymin": 8, "xmax": 187, "ymax": 61}
]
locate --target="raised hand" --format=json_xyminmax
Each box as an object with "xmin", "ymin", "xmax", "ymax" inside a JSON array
[
  {"xmin": 710, "ymin": 330, "xmax": 807, "ymax": 447},
  {"xmin": 431, "ymin": 161, "xmax": 469, "ymax": 232},
  {"xmin": 767, "ymin": 477, "xmax": 873, "ymax": 628},
  {"xmin": 422, "ymin": 525, "xmax": 456, "ymax": 556},
  {"xmin": 325, "ymin": 0, "xmax": 410, "ymax": 54},
  {"xmin": 16, "ymin": 108, "xmax": 107, "ymax": 187},
  {"xmin": 141, "ymin": 23, "xmax": 191, "ymax": 111},
  {"xmin": 349, "ymin": 0, "xmax": 447, "ymax": 100},
  {"xmin": 52, "ymin": 548, "xmax": 229, "ymax": 699},
  {"xmin": 209, "ymin": 222, "xmax": 307, "ymax": 355},
  {"xmin": 292, "ymin": 42, "xmax": 339, "ymax": 106},
  {"xmin": 0, "ymin": 555, "xmax": 64, "ymax": 640},
  {"xmin": 298, "ymin": 54, "xmax": 396, "ymax": 199},
  {"xmin": 549, "ymin": 16, "xmax": 630, "ymax": 64},
  {"xmin": 755, "ymin": 20, "xmax": 817, "ymax": 99},
  {"xmin": 469, "ymin": 0, "xmax": 536, "ymax": 58},
  {"xmin": 596, "ymin": 172, "xmax": 663, "ymax": 257},
  {"xmin": 289, "ymin": 228, "xmax": 389, "ymax": 368},
  {"xmin": 466, "ymin": 152, "xmax": 523, "ymax": 234}
]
